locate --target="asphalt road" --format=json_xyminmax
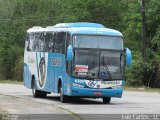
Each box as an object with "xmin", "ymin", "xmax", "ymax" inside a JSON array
[{"xmin": 0, "ymin": 84, "xmax": 160, "ymax": 120}]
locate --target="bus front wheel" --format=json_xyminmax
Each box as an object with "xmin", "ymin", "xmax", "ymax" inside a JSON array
[
  {"xmin": 60, "ymin": 85, "xmax": 68, "ymax": 103},
  {"xmin": 32, "ymin": 81, "xmax": 47, "ymax": 98},
  {"xmin": 102, "ymin": 97, "xmax": 111, "ymax": 104}
]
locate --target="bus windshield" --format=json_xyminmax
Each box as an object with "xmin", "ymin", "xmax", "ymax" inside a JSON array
[
  {"xmin": 73, "ymin": 35, "xmax": 123, "ymax": 50},
  {"xmin": 72, "ymin": 35, "xmax": 124, "ymax": 80},
  {"xmin": 72, "ymin": 49, "xmax": 124, "ymax": 80}
]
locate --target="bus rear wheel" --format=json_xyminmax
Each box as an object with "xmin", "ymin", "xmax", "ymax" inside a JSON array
[
  {"xmin": 32, "ymin": 81, "xmax": 47, "ymax": 98},
  {"xmin": 60, "ymin": 85, "xmax": 68, "ymax": 103},
  {"xmin": 102, "ymin": 97, "xmax": 111, "ymax": 104}
]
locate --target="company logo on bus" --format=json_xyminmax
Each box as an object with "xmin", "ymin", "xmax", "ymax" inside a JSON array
[{"xmin": 51, "ymin": 58, "xmax": 62, "ymax": 66}]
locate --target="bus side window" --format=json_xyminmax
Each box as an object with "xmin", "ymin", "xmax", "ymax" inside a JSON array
[
  {"xmin": 37, "ymin": 32, "xmax": 45, "ymax": 52},
  {"xmin": 45, "ymin": 32, "xmax": 58, "ymax": 53},
  {"xmin": 65, "ymin": 32, "xmax": 71, "ymax": 75},
  {"xmin": 58, "ymin": 32, "xmax": 65, "ymax": 54},
  {"xmin": 45, "ymin": 32, "xmax": 53, "ymax": 52},
  {"xmin": 27, "ymin": 32, "xmax": 46, "ymax": 52},
  {"xmin": 29, "ymin": 33, "xmax": 37, "ymax": 52},
  {"xmin": 26, "ymin": 33, "xmax": 35, "ymax": 52},
  {"xmin": 65, "ymin": 32, "xmax": 71, "ymax": 56},
  {"xmin": 53, "ymin": 32, "xmax": 58, "ymax": 53},
  {"xmin": 54, "ymin": 32, "xmax": 65, "ymax": 54},
  {"xmin": 26, "ymin": 34, "xmax": 30, "ymax": 51},
  {"xmin": 65, "ymin": 32, "xmax": 70, "ymax": 56}
]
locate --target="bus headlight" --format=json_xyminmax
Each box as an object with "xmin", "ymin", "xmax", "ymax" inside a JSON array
[
  {"xmin": 71, "ymin": 83, "xmax": 85, "ymax": 88},
  {"xmin": 112, "ymin": 85, "xmax": 123, "ymax": 89}
]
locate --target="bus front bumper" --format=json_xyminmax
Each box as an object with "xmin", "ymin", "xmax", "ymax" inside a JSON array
[{"xmin": 69, "ymin": 87, "xmax": 123, "ymax": 98}]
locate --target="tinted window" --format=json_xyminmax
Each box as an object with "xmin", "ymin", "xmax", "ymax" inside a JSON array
[
  {"xmin": 45, "ymin": 32, "xmax": 66, "ymax": 53},
  {"xmin": 72, "ymin": 49, "xmax": 124, "ymax": 80},
  {"xmin": 26, "ymin": 31, "xmax": 70, "ymax": 53},
  {"xmin": 73, "ymin": 35, "xmax": 123, "ymax": 50},
  {"xmin": 57, "ymin": 32, "xmax": 65, "ymax": 53},
  {"xmin": 26, "ymin": 32, "xmax": 45, "ymax": 52},
  {"xmin": 65, "ymin": 32, "xmax": 71, "ymax": 54},
  {"xmin": 45, "ymin": 32, "xmax": 54, "ymax": 52}
]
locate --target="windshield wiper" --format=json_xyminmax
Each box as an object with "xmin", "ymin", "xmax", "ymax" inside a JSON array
[
  {"xmin": 102, "ymin": 56, "xmax": 112, "ymax": 80},
  {"xmin": 90, "ymin": 55, "xmax": 95, "ymax": 70},
  {"xmin": 86, "ymin": 55, "xmax": 96, "ymax": 79}
]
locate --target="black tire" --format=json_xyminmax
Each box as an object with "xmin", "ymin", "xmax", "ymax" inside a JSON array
[
  {"xmin": 32, "ymin": 81, "xmax": 47, "ymax": 98},
  {"xmin": 60, "ymin": 85, "xmax": 68, "ymax": 103},
  {"xmin": 103, "ymin": 97, "xmax": 111, "ymax": 104},
  {"xmin": 39, "ymin": 91, "xmax": 47, "ymax": 98}
]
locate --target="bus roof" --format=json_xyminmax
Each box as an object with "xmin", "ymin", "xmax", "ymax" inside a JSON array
[
  {"xmin": 50, "ymin": 22, "xmax": 105, "ymax": 28},
  {"xmin": 27, "ymin": 22, "xmax": 123, "ymax": 37}
]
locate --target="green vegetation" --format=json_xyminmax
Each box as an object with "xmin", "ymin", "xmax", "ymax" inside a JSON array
[
  {"xmin": 0, "ymin": 80, "xmax": 22, "ymax": 84},
  {"xmin": 0, "ymin": 0, "xmax": 160, "ymax": 88},
  {"xmin": 0, "ymin": 107, "xmax": 9, "ymax": 120},
  {"xmin": 124, "ymin": 81, "xmax": 160, "ymax": 93},
  {"xmin": 0, "ymin": 113, "xmax": 11, "ymax": 120},
  {"xmin": 124, "ymin": 86, "xmax": 160, "ymax": 93}
]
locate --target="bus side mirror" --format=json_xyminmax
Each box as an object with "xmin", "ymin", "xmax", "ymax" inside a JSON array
[
  {"xmin": 66, "ymin": 45, "xmax": 73, "ymax": 61},
  {"xmin": 126, "ymin": 48, "xmax": 132, "ymax": 66}
]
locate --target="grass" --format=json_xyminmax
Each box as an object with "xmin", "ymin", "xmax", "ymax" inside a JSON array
[
  {"xmin": 124, "ymin": 85, "xmax": 160, "ymax": 93},
  {"xmin": 0, "ymin": 112, "xmax": 12, "ymax": 120},
  {"xmin": 0, "ymin": 80, "xmax": 22, "ymax": 84},
  {"xmin": 0, "ymin": 107, "xmax": 9, "ymax": 120}
]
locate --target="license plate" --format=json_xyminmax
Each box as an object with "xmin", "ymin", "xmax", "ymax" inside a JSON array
[{"xmin": 93, "ymin": 92, "xmax": 102, "ymax": 95}]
